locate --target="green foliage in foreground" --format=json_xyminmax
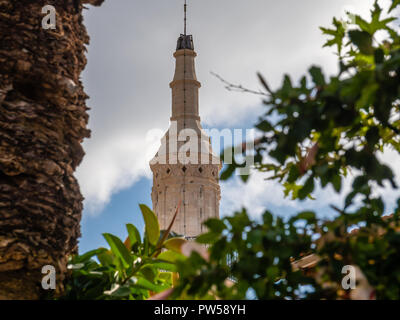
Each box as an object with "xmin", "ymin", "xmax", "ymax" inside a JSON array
[
  {"xmin": 62, "ymin": 0, "xmax": 400, "ymax": 300},
  {"xmin": 61, "ymin": 205, "xmax": 185, "ymax": 300},
  {"xmin": 173, "ymin": 206, "xmax": 400, "ymax": 300}
]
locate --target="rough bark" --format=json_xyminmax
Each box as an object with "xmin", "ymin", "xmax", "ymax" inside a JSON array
[{"xmin": 0, "ymin": 0, "xmax": 103, "ymax": 299}]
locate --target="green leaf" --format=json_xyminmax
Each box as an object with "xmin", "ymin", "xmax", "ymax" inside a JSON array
[
  {"xmin": 348, "ymin": 30, "xmax": 373, "ymax": 55},
  {"xmin": 135, "ymin": 278, "xmax": 168, "ymax": 293},
  {"xmin": 298, "ymin": 176, "xmax": 315, "ymax": 200},
  {"xmin": 320, "ymin": 17, "xmax": 345, "ymax": 55},
  {"xmin": 72, "ymin": 248, "xmax": 107, "ymax": 264},
  {"xmin": 355, "ymin": 15, "xmax": 371, "ymax": 33},
  {"xmin": 105, "ymin": 284, "xmax": 132, "ymax": 298},
  {"xmin": 309, "ymin": 66, "xmax": 325, "ymax": 86},
  {"xmin": 296, "ymin": 211, "xmax": 316, "ymax": 222},
  {"xmin": 353, "ymin": 175, "xmax": 369, "ymax": 191},
  {"xmin": 196, "ymin": 231, "xmax": 220, "ymax": 244},
  {"xmin": 140, "ymin": 265, "xmax": 157, "ymax": 282},
  {"xmin": 283, "ymin": 182, "xmax": 302, "ymax": 200},
  {"xmin": 126, "ymin": 223, "xmax": 141, "ymax": 246},
  {"xmin": 266, "ymin": 266, "xmax": 280, "ymax": 280},
  {"xmin": 220, "ymin": 163, "xmax": 236, "ymax": 181},
  {"xmin": 139, "ymin": 204, "xmax": 160, "ymax": 246},
  {"xmin": 97, "ymin": 250, "xmax": 115, "ymax": 267},
  {"xmin": 281, "ymin": 75, "xmax": 294, "ymax": 97},
  {"xmin": 240, "ymin": 174, "xmax": 250, "ymax": 183},
  {"xmin": 374, "ymin": 48, "xmax": 384, "ymax": 64},
  {"xmin": 366, "ymin": 126, "xmax": 380, "ymax": 147},
  {"xmin": 369, "ymin": 2, "xmax": 397, "ymax": 33},
  {"xmin": 210, "ymin": 238, "xmax": 228, "ymax": 260},
  {"xmin": 158, "ymin": 250, "xmax": 186, "ymax": 263},
  {"xmin": 256, "ymin": 120, "xmax": 273, "ymax": 132},
  {"xmin": 262, "ymin": 210, "xmax": 273, "ymax": 225},
  {"xmin": 103, "ymin": 233, "xmax": 133, "ymax": 268},
  {"xmin": 164, "ymin": 238, "xmax": 186, "ymax": 253},
  {"xmin": 150, "ymin": 261, "xmax": 178, "ymax": 272},
  {"xmin": 345, "ymin": 191, "xmax": 357, "ymax": 208},
  {"xmin": 247, "ymin": 229, "xmax": 263, "ymax": 246},
  {"xmin": 389, "ymin": 0, "xmax": 400, "ymax": 12},
  {"xmin": 332, "ymin": 175, "xmax": 342, "ymax": 193},
  {"xmin": 158, "ymin": 272, "xmax": 173, "ymax": 284},
  {"xmin": 204, "ymin": 219, "xmax": 226, "ymax": 234},
  {"xmin": 287, "ymin": 165, "xmax": 300, "ymax": 183},
  {"xmin": 356, "ymin": 83, "xmax": 378, "ymax": 110}
]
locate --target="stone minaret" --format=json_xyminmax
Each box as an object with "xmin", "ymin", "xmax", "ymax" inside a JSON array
[{"xmin": 150, "ymin": 33, "xmax": 221, "ymax": 239}]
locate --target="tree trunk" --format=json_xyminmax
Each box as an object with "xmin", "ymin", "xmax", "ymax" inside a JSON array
[{"xmin": 0, "ymin": 0, "xmax": 103, "ymax": 299}]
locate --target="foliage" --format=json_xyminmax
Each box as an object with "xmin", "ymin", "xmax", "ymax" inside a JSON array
[
  {"xmin": 62, "ymin": 0, "xmax": 400, "ymax": 300},
  {"xmin": 172, "ymin": 205, "xmax": 400, "ymax": 300},
  {"xmin": 174, "ymin": 0, "xmax": 400, "ymax": 300},
  {"xmin": 239, "ymin": 1, "xmax": 400, "ymax": 202},
  {"xmin": 61, "ymin": 205, "xmax": 186, "ymax": 300},
  {"xmin": 172, "ymin": 211, "xmax": 318, "ymax": 299}
]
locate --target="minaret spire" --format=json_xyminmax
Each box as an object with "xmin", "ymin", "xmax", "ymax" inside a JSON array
[{"xmin": 150, "ymin": 3, "xmax": 221, "ymax": 239}]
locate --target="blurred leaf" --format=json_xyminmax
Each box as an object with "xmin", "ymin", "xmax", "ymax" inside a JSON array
[
  {"xmin": 296, "ymin": 211, "xmax": 316, "ymax": 222},
  {"xmin": 309, "ymin": 66, "xmax": 325, "ymax": 86},
  {"xmin": 103, "ymin": 233, "xmax": 133, "ymax": 268},
  {"xmin": 158, "ymin": 250, "xmax": 186, "ymax": 263},
  {"xmin": 105, "ymin": 284, "xmax": 132, "ymax": 298},
  {"xmin": 126, "ymin": 223, "xmax": 141, "ymax": 247},
  {"xmin": 298, "ymin": 176, "xmax": 315, "ymax": 200},
  {"xmin": 155, "ymin": 201, "xmax": 182, "ymax": 252},
  {"xmin": 164, "ymin": 238, "xmax": 186, "ymax": 253},
  {"xmin": 220, "ymin": 163, "xmax": 236, "ymax": 180},
  {"xmin": 71, "ymin": 248, "xmax": 107, "ymax": 264},
  {"xmin": 140, "ymin": 204, "xmax": 160, "ymax": 246},
  {"xmin": 204, "ymin": 219, "xmax": 226, "ymax": 234},
  {"xmin": 348, "ymin": 30, "xmax": 373, "ymax": 55},
  {"xmin": 389, "ymin": 0, "xmax": 400, "ymax": 12},
  {"xmin": 136, "ymin": 278, "xmax": 168, "ymax": 293},
  {"xmin": 97, "ymin": 250, "xmax": 114, "ymax": 267},
  {"xmin": 196, "ymin": 231, "xmax": 220, "ymax": 244},
  {"xmin": 320, "ymin": 17, "xmax": 345, "ymax": 55}
]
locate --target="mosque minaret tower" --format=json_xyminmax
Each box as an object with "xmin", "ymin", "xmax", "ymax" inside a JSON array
[{"xmin": 150, "ymin": 2, "xmax": 221, "ymax": 239}]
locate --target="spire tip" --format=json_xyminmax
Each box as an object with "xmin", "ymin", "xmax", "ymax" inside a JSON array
[
  {"xmin": 176, "ymin": 0, "xmax": 194, "ymax": 50},
  {"xmin": 184, "ymin": 0, "xmax": 187, "ymax": 36}
]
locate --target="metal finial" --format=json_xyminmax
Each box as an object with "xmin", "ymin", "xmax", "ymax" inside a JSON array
[
  {"xmin": 176, "ymin": 0, "xmax": 193, "ymax": 50},
  {"xmin": 184, "ymin": 0, "xmax": 187, "ymax": 36}
]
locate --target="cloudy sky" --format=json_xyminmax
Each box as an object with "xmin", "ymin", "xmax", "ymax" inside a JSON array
[{"xmin": 76, "ymin": 0, "xmax": 399, "ymax": 252}]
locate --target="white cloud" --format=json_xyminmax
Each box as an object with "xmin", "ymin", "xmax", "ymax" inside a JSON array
[{"xmin": 76, "ymin": 131, "xmax": 163, "ymax": 215}]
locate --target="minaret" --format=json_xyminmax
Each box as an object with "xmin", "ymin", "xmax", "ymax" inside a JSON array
[{"xmin": 150, "ymin": 3, "xmax": 221, "ymax": 239}]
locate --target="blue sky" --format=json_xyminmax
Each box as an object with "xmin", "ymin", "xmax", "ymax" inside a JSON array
[{"xmin": 77, "ymin": 0, "xmax": 399, "ymax": 253}]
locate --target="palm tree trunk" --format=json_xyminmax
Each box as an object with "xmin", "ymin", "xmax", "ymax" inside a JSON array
[{"xmin": 0, "ymin": 0, "xmax": 103, "ymax": 299}]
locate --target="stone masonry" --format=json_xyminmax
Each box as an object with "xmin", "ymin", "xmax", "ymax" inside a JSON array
[{"xmin": 150, "ymin": 34, "xmax": 221, "ymax": 239}]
